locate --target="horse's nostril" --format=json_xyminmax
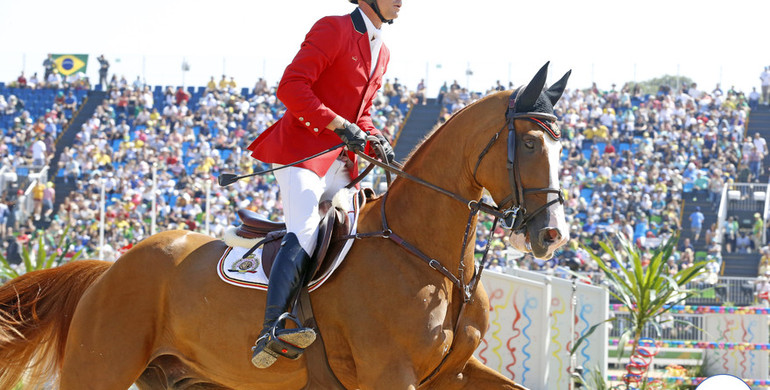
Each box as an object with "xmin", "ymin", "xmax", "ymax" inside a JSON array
[{"xmin": 542, "ymin": 228, "xmax": 560, "ymax": 243}]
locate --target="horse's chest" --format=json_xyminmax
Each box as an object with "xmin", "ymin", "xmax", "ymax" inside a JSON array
[{"xmin": 416, "ymin": 285, "xmax": 453, "ymax": 350}]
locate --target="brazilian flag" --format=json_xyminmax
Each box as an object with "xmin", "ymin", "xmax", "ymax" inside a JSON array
[{"xmin": 53, "ymin": 54, "xmax": 88, "ymax": 76}]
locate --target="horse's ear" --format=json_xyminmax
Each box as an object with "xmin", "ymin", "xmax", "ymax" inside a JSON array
[
  {"xmin": 517, "ymin": 62, "xmax": 550, "ymax": 109},
  {"xmin": 545, "ymin": 69, "xmax": 572, "ymax": 105}
]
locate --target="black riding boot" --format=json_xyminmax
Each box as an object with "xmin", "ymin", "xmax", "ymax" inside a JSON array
[{"xmin": 251, "ymin": 233, "xmax": 317, "ymax": 368}]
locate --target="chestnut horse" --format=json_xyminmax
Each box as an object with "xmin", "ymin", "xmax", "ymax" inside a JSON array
[{"xmin": 0, "ymin": 63, "xmax": 570, "ymax": 389}]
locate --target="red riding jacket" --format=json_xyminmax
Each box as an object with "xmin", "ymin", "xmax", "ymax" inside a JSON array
[{"xmin": 247, "ymin": 10, "xmax": 389, "ymax": 179}]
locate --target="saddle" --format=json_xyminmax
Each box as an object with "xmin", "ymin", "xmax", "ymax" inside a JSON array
[
  {"xmin": 230, "ymin": 189, "xmax": 377, "ymax": 390},
  {"xmin": 233, "ymin": 200, "xmax": 351, "ymax": 280}
]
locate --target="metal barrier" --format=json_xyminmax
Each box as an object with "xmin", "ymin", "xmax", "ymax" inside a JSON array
[
  {"xmin": 529, "ymin": 270, "xmax": 761, "ymax": 307},
  {"xmin": 610, "ymin": 312, "xmax": 706, "ymax": 342},
  {"xmin": 0, "ymin": 165, "xmax": 9, "ymax": 193},
  {"xmin": 715, "ymin": 183, "xmax": 728, "ymax": 246},
  {"xmin": 764, "ymin": 183, "xmax": 770, "ymax": 245},
  {"xmin": 682, "ymin": 276, "xmax": 757, "ymax": 306},
  {"xmin": 726, "ymin": 182, "xmax": 767, "ymax": 211}
]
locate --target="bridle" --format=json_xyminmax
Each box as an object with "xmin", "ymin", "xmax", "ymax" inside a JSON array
[
  {"xmin": 348, "ymin": 90, "xmax": 567, "ymax": 385},
  {"xmin": 349, "ymin": 90, "xmax": 566, "ymax": 303},
  {"xmin": 473, "ymin": 86, "xmax": 565, "ymax": 233}
]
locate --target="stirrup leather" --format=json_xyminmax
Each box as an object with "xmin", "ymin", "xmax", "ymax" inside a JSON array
[{"xmin": 251, "ymin": 313, "xmax": 317, "ymax": 368}]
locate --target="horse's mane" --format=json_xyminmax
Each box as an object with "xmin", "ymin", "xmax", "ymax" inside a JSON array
[{"xmin": 400, "ymin": 91, "xmax": 509, "ymax": 169}]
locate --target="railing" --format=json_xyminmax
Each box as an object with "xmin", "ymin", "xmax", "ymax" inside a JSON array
[
  {"xmin": 0, "ymin": 165, "xmax": 8, "ymax": 193},
  {"xmin": 714, "ymin": 183, "xmax": 728, "ymax": 246},
  {"xmin": 524, "ymin": 270, "xmax": 762, "ymax": 307},
  {"xmin": 610, "ymin": 312, "xmax": 706, "ymax": 341},
  {"xmin": 685, "ymin": 276, "xmax": 758, "ymax": 306},
  {"xmin": 764, "ymin": 184, "xmax": 770, "ymax": 245},
  {"xmin": 725, "ymin": 182, "xmax": 767, "ymax": 211}
]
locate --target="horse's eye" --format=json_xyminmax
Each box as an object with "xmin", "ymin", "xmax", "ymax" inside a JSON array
[{"xmin": 524, "ymin": 140, "xmax": 535, "ymax": 149}]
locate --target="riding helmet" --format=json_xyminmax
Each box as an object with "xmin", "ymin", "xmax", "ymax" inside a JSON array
[{"xmin": 348, "ymin": 0, "xmax": 393, "ymax": 24}]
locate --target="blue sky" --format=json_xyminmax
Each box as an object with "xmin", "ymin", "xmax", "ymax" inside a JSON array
[{"xmin": 1, "ymin": 0, "xmax": 767, "ymax": 96}]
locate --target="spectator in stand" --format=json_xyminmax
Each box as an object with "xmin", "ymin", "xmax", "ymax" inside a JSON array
[
  {"xmin": 756, "ymin": 273, "xmax": 770, "ymax": 306},
  {"xmin": 0, "ymin": 198, "xmax": 8, "ymax": 240},
  {"xmin": 254, "ymin": 78, "xmax": 268, "ymax": 95},
  {"xmin": 175, "ymin": 87, "xmax": 191, "ymax": 105},
  {"xmin": 31, "ymin": 136, "xmax": 47, "ymax": 166},
  {"xmin": 437, "ymin": 81, "xmax": 447, "ymax": 106},
  {"xmin": 689, "ymin": 207, "xmax": 705, "ymax": 242},
  {"xmin": 64, "ymin": 91, "xmax": 78, "ymax": 112},
  {"xmin": 707, "ymin": 171, "xmax": 724, "ymax": 209},
  {"xmin": 754, "ymin": 212, "xmax": 765, "ymax": 249},
  {"xmin": 42, "ymin": 182, "xmax": 55, "ymax": 222},
  {"xmin": 132, "ymin": 76, "xmax": 144, "ymax": 90},
  {"xmin": 28, "ymin": 73, "xmax": 40, "ymax": 89},
  {"xmin": 46, "ymin": 69, "xmax": 62, "ymax": 89},
  {"xmin": 759, "ymin": 247, "xmax": 770, "ymax": 275},
  {"xmin": 415, "ymin": 79, "xmax": 425, "ymax": 105},
  {"xmin": 16, "ymin": 72, "xmax": 27, "ymax": 88},
  {"xmin": 98, "ymin": 55, "xmax": 110, "ymax": 86},
  {"xmin": 42, "ymin": 54, "xmax": 55, "ymax": 82},
  {"xmin": 749, "ymin": 87, "xmax": 761, "ymax": 110},
  {"xmin": 753, "ymin": 132, "xmax": 768, "ymax": 157},
  {"xmin": 761, "ymin": 66, "xmax": 770, "ymax": 105},
  {"xmin": 737, "ymin": 231, "xmax": 752, "ymax": 254}
]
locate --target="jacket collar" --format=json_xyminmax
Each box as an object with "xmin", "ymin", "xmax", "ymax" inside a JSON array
[{"xmin": 351, "ymin": 9, "xmax": 367, "ymax": 35}]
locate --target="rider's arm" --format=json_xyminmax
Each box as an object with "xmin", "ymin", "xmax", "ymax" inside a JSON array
[{"xmin": 277, "ymin": 17, "xmax": 342, "ymax": 136}]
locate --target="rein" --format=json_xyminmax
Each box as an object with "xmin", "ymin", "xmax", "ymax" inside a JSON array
[
  {"xmin": 346, "ymin": 91, "xmax": 566, "ymax": 386},
  {"xmin": 350, "ymin": 89, "xmax": 566, "ymax": 303}
]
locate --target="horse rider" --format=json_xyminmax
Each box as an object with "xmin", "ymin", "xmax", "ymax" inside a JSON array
[{"xmin": 246, "ymin": 0, "xmax": 400, "ymax": 368}]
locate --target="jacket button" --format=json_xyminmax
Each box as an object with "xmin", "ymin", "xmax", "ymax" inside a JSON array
[
  {"xmin": 299, "ymin": 117, "xmax": 304, "ymax": 121},
  {"xmin": 305, "ymin": 122, "xmax": 310, "ymax": 126},
  {"xmin": 313, "ymin": 128, "xmax": 319, "ymax": 132}
]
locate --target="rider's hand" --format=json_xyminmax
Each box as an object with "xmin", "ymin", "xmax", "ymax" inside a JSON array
[
  {"xmin": 374, "ymin": 134, "xmax": 395, "ymax": 164},
  {"xmin": 334, "ymin": 120, "xmax": 367, "ymax": 152}
]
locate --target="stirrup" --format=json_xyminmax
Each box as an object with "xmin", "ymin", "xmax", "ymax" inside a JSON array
[{"xmin": 251, "ymin": 313, "xmax": 317, "ymax": 369}]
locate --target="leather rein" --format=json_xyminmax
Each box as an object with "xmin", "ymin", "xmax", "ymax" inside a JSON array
[
  {"xmin": 346, "ymin": 92, "xmax": 565, "ymax": 386},
  {"xmin": 350, "ymin": 90, "xmax": 565, "ymax": 303}
]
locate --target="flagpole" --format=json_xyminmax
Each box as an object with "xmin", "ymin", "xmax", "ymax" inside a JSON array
[{"xmin": 99, "ymin": 178, "xmax": 105, "ymax": 260}]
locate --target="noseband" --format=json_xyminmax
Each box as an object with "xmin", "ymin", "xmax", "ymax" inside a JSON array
[{"xmin": 473, "ymin": 88, "xmax": 565, "ymax": 232}]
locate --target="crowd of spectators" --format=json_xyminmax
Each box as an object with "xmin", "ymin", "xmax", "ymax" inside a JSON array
[
  {"xmin": 3, "ymin": 60, "xmax": 770, "ymax": 289},
  {"xmin": 457, "ymin": 80, "xmax": 759, "ymax": 283},
  {"xmin": 0, "ymin": 73, "xmax": 87, "ymax": 245},
  {"xmin": 30, "ymin": 74, "xmax": 408, "ymax": 259}
]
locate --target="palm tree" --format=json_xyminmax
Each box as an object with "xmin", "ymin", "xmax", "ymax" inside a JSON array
[
  {"xmin": 0, "ymin": 226, "xmax": 83, "ymax": 282},
  {"xmin": 583, "ymin": 231, "xmax": 707, "ymax": 387}
]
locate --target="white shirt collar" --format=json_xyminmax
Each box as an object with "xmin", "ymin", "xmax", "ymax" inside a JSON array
[
  {"xmin": 357, "ymin": 7, "xmax": 383, "ymax": 77},
  {"xmin": 358, "ymin": 7, "xmax": 382, "ymax": 44}
]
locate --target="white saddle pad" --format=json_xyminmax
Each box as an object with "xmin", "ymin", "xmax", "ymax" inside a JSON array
[{"xmin": 216, "ymin": 188, "xmax": 364, "ymax": 292}]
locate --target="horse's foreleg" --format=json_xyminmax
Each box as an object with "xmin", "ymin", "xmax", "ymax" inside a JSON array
[
  {"xmin": 426, "ymin": 356, "xmax": 529, "ymax": 390},
  {"xmin": 355, "ymin": 358, "xmax": 419, "ymax": 390}
]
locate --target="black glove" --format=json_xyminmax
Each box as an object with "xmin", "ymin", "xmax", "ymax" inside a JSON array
[
  {"xmin": 374, "ymin": 134, "xmax": 395, "ymax": 164},
  {"xmin": 334, "ymin": 120, "xmax": 367, "ymax": 152}
]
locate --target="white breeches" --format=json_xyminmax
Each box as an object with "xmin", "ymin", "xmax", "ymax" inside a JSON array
[{"xmin": 273, "ymin": 160, "xmax": 351, "ymax": 255}]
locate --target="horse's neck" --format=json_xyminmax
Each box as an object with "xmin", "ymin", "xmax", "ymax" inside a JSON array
[{"xmin": 383, "ymin": 119, "xmax": 485, "ymax": 270}]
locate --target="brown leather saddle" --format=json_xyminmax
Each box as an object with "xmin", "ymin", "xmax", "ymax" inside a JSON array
[
  {"xmin": 234, "ymin": 200, "xmax": 350, "ymax": 281},
  {"xmin": 236, "ymin": 190, "xmax": 377, "ymax": 390}
]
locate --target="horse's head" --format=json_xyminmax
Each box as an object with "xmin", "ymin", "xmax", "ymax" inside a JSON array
[{"xmin": 475, "ymin": 62, "xmax": 570, "ymax": 259}]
